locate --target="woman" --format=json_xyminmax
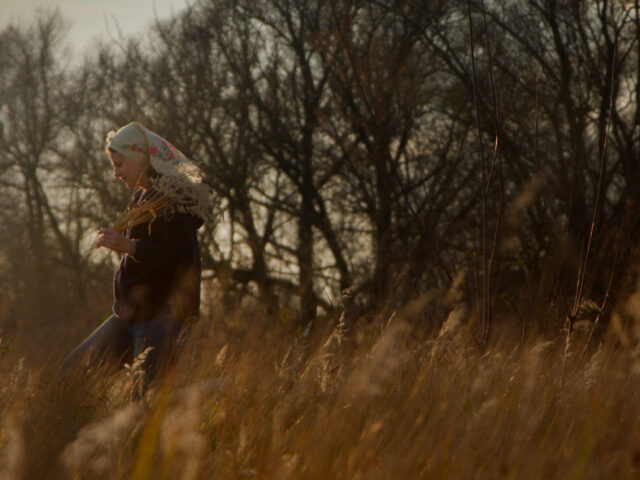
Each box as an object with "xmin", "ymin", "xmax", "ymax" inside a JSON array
[{"xmin": 60, "ymin": 122, "xmax": 215, "ymax": 396}]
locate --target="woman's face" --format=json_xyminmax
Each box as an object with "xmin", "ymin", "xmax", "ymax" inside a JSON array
[{"xmin": 108, "ymin": 150, "xmax": 148, "ymax": 189}]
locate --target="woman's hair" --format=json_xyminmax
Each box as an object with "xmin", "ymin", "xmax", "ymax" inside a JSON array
[
  {"xmin": 106, "ymin": 146, "xmax": 158, "ymax": 181},
  {"xmin": 105, "ymin": 145, "xmax": 152, "ymax": 167}
]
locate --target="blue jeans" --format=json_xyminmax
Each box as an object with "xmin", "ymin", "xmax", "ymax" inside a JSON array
[{"xmin": 60, "ymin": 314, "xmax": 186, "ymax": 396}]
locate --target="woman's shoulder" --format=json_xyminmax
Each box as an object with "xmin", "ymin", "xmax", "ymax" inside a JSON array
[{"xmin": 166, "ymin": 210, "xmax": 204, "ymax": 230}]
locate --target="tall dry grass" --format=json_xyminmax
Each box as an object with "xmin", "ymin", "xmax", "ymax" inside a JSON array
[{"xmin": 1, "ymin": 293, "xmax": 640, "ymax": 479}]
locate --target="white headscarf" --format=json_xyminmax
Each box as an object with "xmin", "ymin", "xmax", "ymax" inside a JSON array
[
  {"xmin": 106, "ymin": 122, "xmax": 217, "ymax": 225},
  {"xmin": 106, "ymin": 122, "xmax": 203, "ymax": 180}
]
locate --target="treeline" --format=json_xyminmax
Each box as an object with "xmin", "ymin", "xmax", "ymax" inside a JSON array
[{"xmin": 2, "ymin": 0, "xmax": 640, "ymax": 341}]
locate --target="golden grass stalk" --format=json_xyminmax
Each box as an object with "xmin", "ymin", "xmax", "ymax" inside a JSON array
[
  {"xmin": 112, "ymin": 190, "xmax": 174, "ymax": 232},
  {"xmin": 90, "ymin": 190, "xmax": 173, "ymax": 250}
]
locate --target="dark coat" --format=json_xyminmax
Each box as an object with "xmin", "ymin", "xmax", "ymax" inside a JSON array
[{"xmin": 113, "ymin": 188, "xmax": 203, "ymax": 324}]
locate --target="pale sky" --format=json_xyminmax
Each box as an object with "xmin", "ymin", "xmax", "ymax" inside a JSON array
[{"xmin": 1, "ymin": 0, "xmax": 192, "ymax": 53}]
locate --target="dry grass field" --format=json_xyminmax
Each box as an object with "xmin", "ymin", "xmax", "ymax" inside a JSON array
[
  {"xmin": 1, "ymin": 293, "xmax": 640, "ymax": 480},
  {"xmin": 3, "ymin": 1, "xmax": 640, "ymax": 478}
]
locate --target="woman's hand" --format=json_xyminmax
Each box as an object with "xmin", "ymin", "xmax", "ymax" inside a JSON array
[{"xmin": 96, "ymin": 228, "xmax": 135, "ymax": 256}]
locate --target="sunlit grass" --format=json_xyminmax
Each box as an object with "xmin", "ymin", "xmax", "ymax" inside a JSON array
[{"xmin": 1, "ymin": 297, "xmax": 640, "ymax": 479}]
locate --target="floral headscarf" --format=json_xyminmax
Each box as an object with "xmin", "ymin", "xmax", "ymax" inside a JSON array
[{"xmin": 106, "ymin": 122, "xmax": 218, "ymax": 225}]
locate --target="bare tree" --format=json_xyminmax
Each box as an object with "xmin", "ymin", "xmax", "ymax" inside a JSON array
[{"xmin": 0, "ymin": 12, "xmax": 96, "ymax": 326}]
